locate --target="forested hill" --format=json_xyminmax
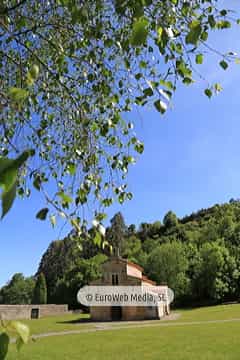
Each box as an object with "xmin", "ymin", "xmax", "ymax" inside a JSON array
[
  {"xmin": 180, "ymin": 198, "xmax": 240, "ymax": 226},
  {"xmin": 37, "ymin": 199, "xmax": 240, "ymax": 307},
  {"xmin": 1, "ymin": 199, "xmax": 240, "ymax": 307}
]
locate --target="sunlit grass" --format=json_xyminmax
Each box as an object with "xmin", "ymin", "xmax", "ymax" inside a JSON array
[
  {"xmin": 7, "ymin": 318, "xmax": 240, "ymax": 360},
  {"xmin": 0, "ymin": 312, "xmax": 91, "ymax": 335}
]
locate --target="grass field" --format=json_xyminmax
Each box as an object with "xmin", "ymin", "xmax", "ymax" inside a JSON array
[
  {"xmin": 18, "ymin": 313, "xmax": 91, "ymax": 335},
  {"xmin": 172, "ymin": 303, "xmax": 240, "ymax": 322},
  {"xmin": 0, "ymin": 313, "xmax": 91, "ymax": 335},
  {"xmin": 4, "ymin": 304, "xmax": 240, "ymax": 359}
]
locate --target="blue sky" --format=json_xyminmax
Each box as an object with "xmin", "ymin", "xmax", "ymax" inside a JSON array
[{"xmin": 1, "ymin": 4, "xmax": 240, "ymax": 287}]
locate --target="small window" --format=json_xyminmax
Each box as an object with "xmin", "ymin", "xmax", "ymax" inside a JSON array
[
  {"xmin": 112, "ymin": 274, "xmax": 119, "ymax": 285},
  {"xmin": 31, "ymin": 308, "xmax": 39, "ymax": 319}
]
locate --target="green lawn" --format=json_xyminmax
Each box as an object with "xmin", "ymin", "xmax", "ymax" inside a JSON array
[
  {"xmin": 0, "ymin": 313, "xmax": 92, "ymax": 335},
  {"xmin": 3, "ymin": 304, "xmax": 240, "ymax": 359},
  {"xmin": 107, "ymin": 303, "xmax": 240, "ymax": 329},
  {"xmin": 172, "ymin": 303, "xmax": 240, "ymax": 322},
  {"xmin": 6, "ymin": 320, "xmax": 240, "ymax": 360},
  {"xmin": 2, "ymin": 304, "xmax": 240, "ymax": 336},
  {"xmin": 21, "ymin": 313, "xmax": 91, "ymax": 335}
]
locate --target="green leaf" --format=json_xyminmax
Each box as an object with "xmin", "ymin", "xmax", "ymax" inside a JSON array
[
  {"xmin": 186, "ymin": 21, "xmax": 202, "ymax": 45},
  {"xmin": 157, "ymin": 26, "xmax": 163, "ymax": 39},
  {"xmin": 159, "ymin": 80, "xmax": 174, "ymax": 90},
  {"xmin": 118, "ymin": 192, "xmax": 125, "ymax": 204},
  {"xmin": 204, "ymin": 88, "xmax": 212, "ymax": 98},
  {"xmin": 143, "ymin": 87, "xmax": 154, "ymax": 97},
  {"xmin": 200, "ymin": 31, "xmax": 208, "ymax": 41},
  {"xmin": 67, "ymin": 163, "xmax": 76, "ymax": 176},
  {"xmin": 219, "ymin": 60, "xmax": 228, "ymax": 70},
  {"xmin": 0, "ymin": 161, "xmax": 18, "ymax": 219},
  {"xmin": 0, "ymin": 163, "xmax": 17, "ymax": 193},
  {"xmin": 196, "ymin": 54, "xmax": 203, "ymax": 64},
  {"xmin": 220, "ymin": 9, "xmax": 227, "ymax": 16},
  {"xmin": 134, "ymin": 141, "xmax": 144, "ymax": 154},
  {"xmin": 14, "ymin": 150, "xmax": 33, "ymax": 168},
  {"xmin": 214, "ymin": 83, "xmax": 223, "ymax": 93},
  {"xmin": 50, "ymin": 214, "xmax": 56, "ymax": 227},
  {"xmin": 131, "ymin": 17, "xmax": 149, "ymax": 47},
  {"xmin": 36, "ymin": 208, "xmax": 49, "ymax": 220},
  {"xmin": 216, "ymin": 20, "xmax": 231, "ymax": 29},
  {"xmin": 154, "ymin": 99, "xmax": 167, "ymax": 114},
  {"xmin": 16, "ymin": 336, "xmax": 24, "ymax": 352},
  {"xmin": 208, "ymin": 15, "xmax": 216, "ymax": 28},
  {"xmin": 0, "ymin": 151, "xmax": 32, "ymax": 218},
  {"xmin": 183, "ymin": 77, "xmax": 194, "ymax": 85},
  {"xmin": 2, "ymin": 182, "xmax": 16, "ymax": 219},
  {"xmin": 135, "ymin": 73, "xmax": 142, "ymax": 80},
  {"xmin": 93, "ymin": 231, "xmax": 102, "ymax": 247},
  {"xmin": 127, "ymin": 192, "xmax": 133, "ymax": 200},
  {"xmin": 0, "ymin": 333, "xmax": 10, "ymax": 359},
  {"xmin": 0, "ymin": 158, "xmax": 13, "ymax": 174},
  {"xmin": 29, "ymin": 65, "xmax": 39, "ymax": 80},
  {"xmin": 33, "ymin": 176, "xmax": 41, "ymax": 191},
  {"xmin": 8, "ymin": 321, "xmax": 29, "ymax": 344},
  {"xmin": 57, "ymin": 191, "xmax": 73, "ymax": 206},
  {"xmin": 8, "ymin": 87, "xmax": 29, "ymax": 102}
]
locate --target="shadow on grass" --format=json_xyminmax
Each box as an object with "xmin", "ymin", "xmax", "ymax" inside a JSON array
[
  {"xmin": 56, "ymin": 318, "xmax": 126, "ymax": 324},
  {"xmin": 57, "ymin": 318, "xmax": 92, "ymax": 324}
]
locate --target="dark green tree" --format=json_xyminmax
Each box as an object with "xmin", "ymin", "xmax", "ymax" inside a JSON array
[
  {"xmin": 163, "ymin": 211, "xmax": 178, "ymax": 229},
  {"xmin": 32, "ymin": 273, "xmax": 47, "ymax": 304},
  {"xmin": 106, "ymin": 212, "xmax": 127, "ymax": 256}
]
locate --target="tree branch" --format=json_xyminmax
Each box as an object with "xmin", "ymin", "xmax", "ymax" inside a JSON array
[{"xmin": 1, "ymin": 0, "xmax": 27, "ymax": 15}]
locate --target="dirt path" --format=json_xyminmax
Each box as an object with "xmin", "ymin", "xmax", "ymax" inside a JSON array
[{"xmin": 25, "ymin": 316, "xmax": 240, "ymax": 341}]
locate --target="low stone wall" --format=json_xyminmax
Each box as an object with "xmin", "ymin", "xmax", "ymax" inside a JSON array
[{"xmin": 0, "ymin": 304, "xmax": 68, "ymax": 320}]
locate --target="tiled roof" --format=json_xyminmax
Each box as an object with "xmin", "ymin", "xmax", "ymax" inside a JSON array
[
  {"xmin": 142, "ymin": 275, "xmax": 156, "ymax": 285},
  {"xmin": 126, "ymin": 260, "xmax": 144, "ymax": 272},
  {"xmin": 105, "ymin": 257, "xmax": 144, "ymax": 272}
]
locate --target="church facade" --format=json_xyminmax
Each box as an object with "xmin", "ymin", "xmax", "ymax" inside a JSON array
[{"xmin": 90, "ymin": 257, "xmax": 170, "ymax": 321}]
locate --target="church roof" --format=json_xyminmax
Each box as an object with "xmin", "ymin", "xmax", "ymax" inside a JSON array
[
  {"xmin": 142, "ymin": 275, "xmax": 156, "ymax": 285},
  {"xmin": 125, "ymin": 259, "xmax": 144, "ymax": 272},
  {"xmin": 105, "ymin": 256, "xmax": 144, "ymax": 272}
]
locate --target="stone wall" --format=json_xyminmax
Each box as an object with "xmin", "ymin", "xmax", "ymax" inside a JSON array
[
  {"xmin": 0, "ymin": 304, "xmax": 68, "ymax": 320},
  {"xmin": 90, "ymin": 306, "xmax": 111, "ymax": 321}
]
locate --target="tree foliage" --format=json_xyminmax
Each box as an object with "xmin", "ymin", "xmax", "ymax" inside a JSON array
[
  {"xmin": 32, "ymin": 272, "xmax": 47, "ymax": 304},
  {"xmin": 146, "ymin": 241, "xmax": 189, "ymax": 298},
  {"xmin": 37, "ymin": 233, "xmax": 107, "ymax": 306},
  {"xmin": 0, "ymin": 273, "xmax": 35, "ymax": 305},
  {"xmin": 163, "ymin": 211, "xmax": 178, "ymax": 228},
  {"xmin": 106, "ymin": 212, "xmax": 127, "ymax": 255},
  {"xmin": 0, "ymin": 0, "xmax": 239, "ymax": 226}
]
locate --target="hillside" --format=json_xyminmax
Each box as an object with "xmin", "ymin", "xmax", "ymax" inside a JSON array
[{"xmin": 2, "ymin": 199, "xmax": 240, "ymax": 307}]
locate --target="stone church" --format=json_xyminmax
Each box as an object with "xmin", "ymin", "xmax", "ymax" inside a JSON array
[{"xmin": 90, "ymin": 256, "xmax": 170, "ymax": 321}]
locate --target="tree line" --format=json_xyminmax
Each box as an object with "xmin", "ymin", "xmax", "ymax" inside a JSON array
[
  {"xmin": 0, "ymin": 272, "xmax": 47, "ymax": 305},
  {"xmin": 1, "ymin": 199, "xmax": 240, "ymax": 307}
]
